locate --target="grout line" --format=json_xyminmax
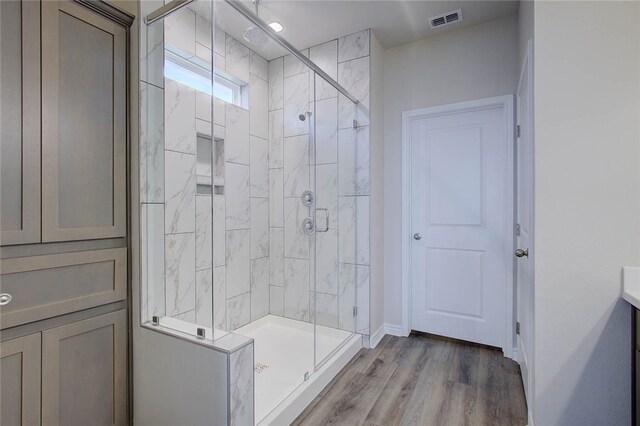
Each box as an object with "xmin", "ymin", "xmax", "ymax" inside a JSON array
[
  {"xmin": 164, "ymin": 147, "xmax": 196, "ymax": 156},
  {"xmin": 164, "ymin": 230, "xmax": 196, "ymax": 236}
]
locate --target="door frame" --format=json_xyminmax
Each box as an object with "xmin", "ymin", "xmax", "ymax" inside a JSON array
[
  {"xmin": 400, "ymin": 95, "xmax": 515, "ymax": 357},
  {"xmin": 516, "ymin": 38, "xmax": 535, "ymax": 420}
]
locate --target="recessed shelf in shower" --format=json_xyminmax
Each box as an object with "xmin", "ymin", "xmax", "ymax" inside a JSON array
[{"xmin": 196, "ymin": 133, "xmax": 225, "ymax": 195}]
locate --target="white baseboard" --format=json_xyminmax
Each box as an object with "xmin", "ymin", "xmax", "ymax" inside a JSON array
[
  {"xmin": 509, "ymin": 346, "xmax": 518, "ymax": 360},
  {"xmin": 367, "ymin": 323, "xmax": 409, "ymax": 350},
  {"xmin": 383, "ymin": 323, "xmax": 406, "ymax": 337},
  {"xmin": 369, "ymin": 324, "xmax": 385, "ymax": 348}
]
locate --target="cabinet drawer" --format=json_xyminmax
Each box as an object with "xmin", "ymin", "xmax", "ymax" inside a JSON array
[{"xmin": 0, "ymin": 248, "xmax": 126, "ymax": 329}]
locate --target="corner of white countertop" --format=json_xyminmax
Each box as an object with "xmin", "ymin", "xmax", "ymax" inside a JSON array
[{"xmin": 622, "ymin": 266, "xmax": 640, "ymax": 309}]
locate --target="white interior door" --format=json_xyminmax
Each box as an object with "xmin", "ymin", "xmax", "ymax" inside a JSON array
[
  {"xmin": 410, "ymin": 100, "xmax": 511, "ymax": 349},
  {"xmin": 516, "ymin": 41, "xmax": 534, "ymax": 403}
]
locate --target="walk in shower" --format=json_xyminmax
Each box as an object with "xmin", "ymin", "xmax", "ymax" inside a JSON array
[{"xmin": 140, "ymin": 0, "xmax": 371, "ymax": 423}]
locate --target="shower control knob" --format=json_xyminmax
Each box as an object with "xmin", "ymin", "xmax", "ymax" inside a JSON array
[
  {"xmin": 302, "ymin": 218, "xmax": 315, "ymax": 234},
  {"xmin": 301, "ymin": 190, "xmax": 314, "ymax": 207}
]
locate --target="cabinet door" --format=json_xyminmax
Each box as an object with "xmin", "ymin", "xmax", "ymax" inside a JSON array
[
  {"xmin": 42, "ymin": 310, "xmax": 127, "ymax": 426},
  {"xmin": 0, "ymin": 333, "xmax": 41, "ymax": 426},
  {"xmin": 41, "ymin": 0, "xmax": 127, "ymax": 242},
  {"xmin": 0, "ymin": 0, "xmax": 41, "ymax": 246}
]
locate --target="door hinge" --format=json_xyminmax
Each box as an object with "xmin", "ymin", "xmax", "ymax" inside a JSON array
[
  {"xmin": 353, "ymin": 306, "xmax": 358, "ymax": 317},
  {"xmin": 353, "ymin": 119, "xmax": 358, "ymax": 129},
  {"xmin": 516, "ymin": 322, "xmax": 520, "ymax": 335},
  {"xmin": 516, "ymin": 223, "xmax": 521, "ymax": 236},
  {"xmin": 516, "ymin": 125, "xmax": 521, "ymax": 138}
]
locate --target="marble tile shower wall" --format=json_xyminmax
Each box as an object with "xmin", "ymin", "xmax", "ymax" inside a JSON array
[
  {"xmin": 268, "ymin": 29, "xmax": 371, "ymax": 335},
  {"xmin": 140, "ymin": 3, "xmax": 270, "ymax": 332},
  {"xmin": 215, "ymin": 26, "xmax": 270, "ymax": 332}
]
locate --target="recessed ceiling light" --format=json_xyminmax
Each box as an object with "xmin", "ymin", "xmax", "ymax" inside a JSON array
[{"xmin": 269, "ymin": 22, "xmax": 283, "ymax": 33}]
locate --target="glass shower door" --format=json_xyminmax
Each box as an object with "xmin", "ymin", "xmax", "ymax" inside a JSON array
[
  {"xmin": 210, "ymin": 2, "xmax": 317, "ymax": 421},
  {"xmin": 311, "ymin": 70, "xmax": 358, "ymax": 369}
]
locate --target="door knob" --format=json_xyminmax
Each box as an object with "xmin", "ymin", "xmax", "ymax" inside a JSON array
[
  {"xmin": 413, "ymin": 233, "xmax": 422, "ymax": 240},
  {"xmin": 515, "ymin": 248, "xmax": 529, "ymax": 258}
]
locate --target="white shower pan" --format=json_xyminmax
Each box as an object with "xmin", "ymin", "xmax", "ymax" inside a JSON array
[{"xmin": 235, "ymin": 315, "xmax": 362, "ymax": 425}]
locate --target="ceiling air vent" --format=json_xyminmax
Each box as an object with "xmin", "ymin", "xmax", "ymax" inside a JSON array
[{"xmin": 428, "ymin": 9, "xmax": 463, "ymax": 29}]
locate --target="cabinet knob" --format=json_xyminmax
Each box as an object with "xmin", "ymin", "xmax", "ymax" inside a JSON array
[{"xmin": 0, "ymin": 293, "xmax": 12, "ymax": 306}]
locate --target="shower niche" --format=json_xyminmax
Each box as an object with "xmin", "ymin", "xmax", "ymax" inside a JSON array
[
  {"xmin": 197, "ymin": 134, "xmax": 225, "ymax": 195},
  {"xmin": 139, "ymin": 0, "xmax": 373, "ymax": 424}
]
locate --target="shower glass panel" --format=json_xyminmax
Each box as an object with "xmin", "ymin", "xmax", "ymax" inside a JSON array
[{"xmin": 141, "ymin": 0, "xmax": 221, "ymax": 340}]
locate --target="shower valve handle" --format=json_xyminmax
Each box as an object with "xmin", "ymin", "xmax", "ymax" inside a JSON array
[{"xmin": 302, "ymin": 218, "xmax": 315, "ymax": 234}]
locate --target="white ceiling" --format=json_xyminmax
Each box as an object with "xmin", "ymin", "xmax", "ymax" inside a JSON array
[{"xmin": 191, "ymin": 0, "xmax": 520, "ymax": 60}]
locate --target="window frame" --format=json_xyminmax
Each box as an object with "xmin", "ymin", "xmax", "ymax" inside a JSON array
[{"xmin": 163, "ymin": 49, "xmax": 245, "ymax": 106}]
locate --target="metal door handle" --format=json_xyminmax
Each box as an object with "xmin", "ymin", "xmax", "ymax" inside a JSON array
[
  {"xmin": 315, "ymin": 208, "xmax": 329, "ymax": 232},
  {"xmin": 413, "ymin": 233, "xmax": 422, "ymax": 240},
  {"xmin": 0, "ymin": 293, "xmax": 12, "ymax": 306},
  {"xmin": 515, "ymin": 248, "xmax": 529, "ymax": 258}
]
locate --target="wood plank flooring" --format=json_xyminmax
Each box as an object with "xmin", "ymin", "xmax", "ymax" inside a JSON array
[{"xmin": 293, "ymin": 332, "xmax": 527, "ymax": 426}]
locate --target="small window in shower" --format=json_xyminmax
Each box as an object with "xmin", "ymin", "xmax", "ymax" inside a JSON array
[{"xmin": 164, "ymin": 50, "xmax": 246, "ymax": 106}]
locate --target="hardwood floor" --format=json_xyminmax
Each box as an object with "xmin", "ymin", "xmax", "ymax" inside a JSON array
[{"xmin": 293, "ymin": 332, "xmax": 527, "ymax": 426}]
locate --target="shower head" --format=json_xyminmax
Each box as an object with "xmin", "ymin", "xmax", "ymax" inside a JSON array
[
  {"xmin": 243, "ymin": 0, "xmax": 269, "ymax": 46},
  {"xmin": 243, "ymin": 26, "xmax": 269, "ymax": 46}
]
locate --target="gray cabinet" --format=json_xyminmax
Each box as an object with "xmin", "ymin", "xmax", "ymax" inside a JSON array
[
  {"xmin": 0, "ymin": 311, "xmax": 127, "ymax": 426},
  {"xmin": 1, "ymin": 0, "xmax": 128, "ymax": 245},
  {"xmin": 0, "ymin": 333, "xmax": 41, "ymax": 426},
  {"xmin": 41, "ymin": 0, "xmax": 127, "ymax": 242},
  {"xmin": 42, "ymin": 310, "xmax": 127, "ymax": 426},
  {"xmin": 1, "ymin": 1, "xmax": 131, "ymax": 424},
  {"xmin": 0, "ymin": 0, "xmax": 41, "ymax": 245}
]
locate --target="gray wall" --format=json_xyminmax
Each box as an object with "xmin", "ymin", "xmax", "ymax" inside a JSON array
[
  {"xmin": 518, "ymin": 0, "xmax": 533, "ymax": 68},
  {"xmin": 533, "ymin": 2, "xmax": 640, "ymax": 424},
  {"xmin": 382, "ymin": 15, "xmax": 520, "ymax": 328}
]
